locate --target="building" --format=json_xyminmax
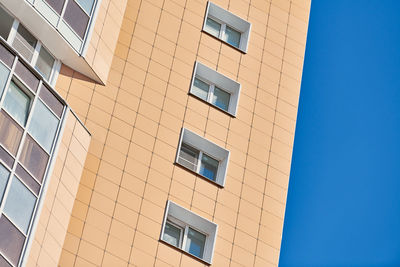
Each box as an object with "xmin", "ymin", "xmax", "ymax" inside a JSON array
[{"xmin": 0, "ymin": 0, "xmax": 310, "ymax": 266}]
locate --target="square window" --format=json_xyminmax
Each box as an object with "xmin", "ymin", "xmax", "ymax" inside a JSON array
[
  {"xmin": 161, "ymin": 201, "xmax": 218, "ymax": 264},
  {"xmin": 190, "ymin": 62, "xmax": 240, "ymax": 116},
  {"xmin": 203, "ymin": 2, "xmax": 251, "ymax": 53},
  {"xmin": 176, "ymin": 128, "xmax": 229, "ymax": 187}
]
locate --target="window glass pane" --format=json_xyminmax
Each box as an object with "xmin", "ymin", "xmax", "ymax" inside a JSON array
[
  {"xmin": 178, "ymin": 143, "xmax": 199, "ymax": 172},
  {"xmin": 0, "ymin": 110, "xmax": 23, "ymax": 156},
  {"xmin": 163, "ymin": 221, "xmax": 182, "ymax": 247},
  {"xmin": 185, "ymin": 228, "xmax": 206, "ymax": 258},
  {"xmin": 19, "ymin": 135, "xmax": 49, "ymax": 182},
  {"xmin": 39, "ymin": 84, "xmax": 64, "ymax": 118},
  {"xmin": 212, "ymin": 87, "xmax": 230, "ymax": 111},
  {"xmin": 45, "ymin": 0, "xmax": 66, "ymax": 15},
  {"xmin": 16, "ymin": 164, "xmax": 40, "ymax": 195},
  {"xmin": 0, "ymin": 163, "xmax": 10, "ymax": 205},
  {"xmin": 0, "ymin": 253, "xmax": 12, "ymax": 267},
  {"xmin": 12, "ymin": 24, "xmax": 37, "ymax": 62},
  {"xmin": 0, "ymin": 145, "xmax": 14, "ymax": 168},
  {"xmin": 0, "ymin": 62, "xmax": 10, "ymax": 103},
  {"xmin": 14, "ymin": 61, "xmax": 40, "ymax": 92},
  {"xmin": 223, "ymin": 26, "xmax": 241, "ymax": 48},
  {"xmin": 200, "ymin": 154, "xmax": 218, "ymax": 181},
  {"xmin": 0, "ymin": 215, "xmax": 25, "ymax": 266},
  {"xmin": 63, "ymin": 0, "xmax": 90, "ymax": 39},
  {"xmin": 3, "ymin": 81, "xmax": 31, "ymax": 126},
  {"xmin": 3, "ymin": 177, "xmax": 36, "ymax": 234},
  {"xmin": 28, "ymin": 100, "xmax": 59, "ymax": 153},
  {"xmin": 0, "ymin": 7, "xmax": 13, "ymax": 41},
  {"xmin": 0, "ymin": 44, "xmax": 15, "ymax": 68},
  {"xmin": 192, "ymin": 78, "xmax": 209, "ymax": 101},
  {"xmin": 205, "ymin": 18, "xmax": 221, "ymax": 38},
  {"xmin": 76, "ymin": 0, "xmax": 95, "ymax": 14},
  {"xmin": 35, "ymin": 47, "xmax": 54, "ymax": 80}
]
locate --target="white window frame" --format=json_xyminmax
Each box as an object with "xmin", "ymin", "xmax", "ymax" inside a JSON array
[
  {"xmin": 176, "ymin": 128, "xmax": 230, "ymax": 187},
  {"xmin": 0, "ymin": 11, "xmax": 61, "ymax": 86},
  {"xmin": 160, "ymin": 201, "xmax": 218, "ymax": 264},
  {"xmin": 203, "ymin": 1, "xmax": 252, "ymax": 53},
  {"xmin": 190, "ymin": 61, "xmax": 241, "ymax": 117}
]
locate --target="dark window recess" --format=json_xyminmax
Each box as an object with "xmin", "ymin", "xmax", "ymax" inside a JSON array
[
  {"xmin": 45, "ymin": 0, "xmax": 66, "ymax": 15},
  {"xmin": 16, "ymin": 164, "xmax": 40, "ymax": 195},
  {"xmin": 0, "ymin": 215, "xmax": 25, "ymax": 267},
  {"xmin": 19, "ymin": 135, "xmax": 48, "ymax": 183},
  {"xmin": 0, "ymin": 146, "xmax": 14, "ymax": 169},
  {"xmin": 39, "ymin": 84, "xmax": 64, "ymax": 117},
  {"xmin": 0, "ymin": 43, "xmax": 14, "ymax": 68},
  {"xmin": 63, "ymin": 0, "xmax": 89, "ymax": 39},
  {"xmin": 0, "ymin": 110, "xmax": 23, "ymax": 156},
  {"xmin": 14, "ymin": 61, "xmax": 39, "ymax": 93}
]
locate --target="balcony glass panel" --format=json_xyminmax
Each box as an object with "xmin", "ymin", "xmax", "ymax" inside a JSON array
[
  {"xmin": 0, "ymin": 62, "xmax": 10, "ymax": 98},
  {"xmin": 0, "ymin": 110, "xmax": 23, "ymax": 156},
  {"xmin": 28, "ymin": 100, "xmax": 59, "ymax": 152},
  {"xmin": 3, "ymin": 177, "xmax": 37, "ymax": 234},
  {"xmin": 2, "ymin": 81, "xmax": 31, "ymax": 127},
  {"xmin": 19, "ymin": 135, "xmax": 49, "ymax": 183},
  {"xmin": 12, "ymin": 25, "xmax": 37, "ymax": 62},
  {"xmin": 0, "ymin": 7, "xmax": 13, "ymax": 41},
  {"xmin": 0, "ymin": 216, "xmax": 25, "ymax": 266},
  {"xmin": 35, "ymin": 47, "xmax": 55, "ymax": 81},
  {"xmin": 0, "ymin": 163, "xmax": 9, "ymax": 205}
]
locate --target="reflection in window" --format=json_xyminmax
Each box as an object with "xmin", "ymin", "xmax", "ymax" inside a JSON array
[
  {"xmin": 178, "ymin": 143, "xmax": 199, "ymax": 172},
  {"xmin": 200, "ymin": 154, "xmax": 218, "ymax": 181},
  {"xmin": 192, "ymin": 78, "xmax": 209, "ymax": 101},
  {"xmin": 28, "ymin": 100, "xmax": 59, "ymax": 152},
  {"xmin": 0, "ymin": 6, "xmax": 13, "ymax": 41},
  {"xmin": 212, "ymin": 87, "xmax": 230, "ymax": 111},
  {"xmin": 0, "ymin": 163, "xmax": 10, "ymax": 205},
  {"xmin": 222, "ymin": 26, "xmax": 241, "ymax": 48},
  {"xmin": 12, "ymin": 24, "xmax": 37, "ymax": 62},
  {"xmin": 163, "ymin": 221, "xmax": 182, "ymax": 247},
  {"xmin": 3, "ymin": 177, "xmax": 36, "ymax": 234},
  {"xmin": 35, "ymin": 47, "xmax": 55, "ymax": 81},
  {"xmin": 185, "ymin": 228, "xmax": 206, "ymax": 258},
  {"xmin": 0, "ymin": 110, "xmax": 23, "ymax": 156},
  {"xmin": 2, "ymin": 81, "xmax": 31, "ymax": 126},
  {"xmin": 204, "ymin": 18, "xmax": 221, "ymax": 38},
  {"xmin": 19, "ymin": 135, "xmax": 49, "ymax": 182}
]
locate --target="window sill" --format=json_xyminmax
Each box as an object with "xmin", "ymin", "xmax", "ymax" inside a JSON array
[
  {"xmin": 202, "ymin": 30, "xmax": 247, "ymax": 54},
  {"xmin": 159, "ymin": 239, "xmax": 212, "ymax": 265},
  {"xmin": 174, "ymin": 161, "xmax": 224, "ymax": 189}
]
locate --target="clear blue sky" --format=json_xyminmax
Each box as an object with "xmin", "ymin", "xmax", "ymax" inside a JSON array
[{"xmin": 279, "ymin": 1, "xmax": 400, "ymax": 266}]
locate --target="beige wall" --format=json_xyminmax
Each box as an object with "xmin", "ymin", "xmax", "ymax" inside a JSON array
[
  {"xmin": 54, "ymin": 0, "xmax": 310, "ymax": 266},
  {"xmin": 25, "ymin": 111, "xmax": 90, "ymax": 267},
  {"xmin": 84, "ymin": 0, "xmax": 129, "ymax": 83}
]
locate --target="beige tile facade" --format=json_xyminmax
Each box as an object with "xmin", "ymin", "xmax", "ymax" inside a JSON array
[
  {"xmin": 25, "ymin": 111, "xmax": 90, "ymax": 267},
  {"xmin": 45, "ymin": 0, "xmax": 309, "ymax": 266}
]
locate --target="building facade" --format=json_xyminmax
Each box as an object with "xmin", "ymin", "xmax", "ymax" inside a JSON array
[{"xmin": 0, "ymin": 0, "xmax": 310, "ymax": 266}]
